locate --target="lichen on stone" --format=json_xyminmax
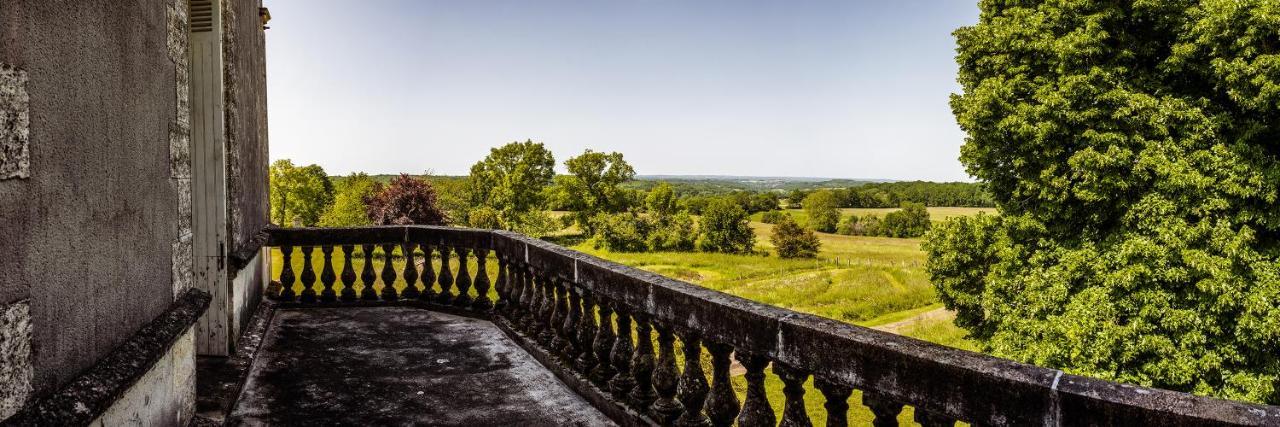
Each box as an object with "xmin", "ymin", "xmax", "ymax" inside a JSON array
[
  {"xmin": 0, "ymin": 299, "xmax": 33, "ymax": 419},
  {"xmin": 0, "ymin": 63, "xmax": 30, "ymax": 180}
]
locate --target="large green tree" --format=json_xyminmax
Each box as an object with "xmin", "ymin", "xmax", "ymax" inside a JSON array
[
  {"xmin": 697, "ymin": 198, "xmax": 755, "ymax": 254},
  {"xmin": 467, "ymin": 140, "xmax": 556, "ymax": 229},
  {"xmin": 562, "ymin": 150, "xmax": 636, "ymax": 233},
  {"xmin": 927, "ymin": 0, "xmax": 1280, "ymax": 404},
  {"xmin": 269, "ymin": 159, "xmax": 334, "ymax": 227},
  {"xmin": 803, "ymin": 190, "xmax": 841, "ymax": 233},
  {"xmin": 319, "ymin": 173, "xmax": 382, "ymax": 227}
]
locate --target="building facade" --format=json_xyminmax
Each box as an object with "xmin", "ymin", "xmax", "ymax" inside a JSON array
[{"xmin": 0, "ymin": 0, "xmax": 269, "ymax": 423}]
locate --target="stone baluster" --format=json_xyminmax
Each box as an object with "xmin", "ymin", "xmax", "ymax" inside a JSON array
[
  {"xmin": 609, "ymin": 304, "xmax": 636, "ymax": 399},
  {"xmin": 278, "ymin": 245, "xmax": 296, "ymax": 301},
  {"xmin": 560, "ymin": 284, "xmax": 581, "ymax": 360},
  {"xmin": 651, "ymin": 324, "xmax": 683, "ymax": 425},
  {"xmin": 913, "ymin": 410, "xmax": 957, "ymax": 427},
  {"xmin": 400, "ymin": 242, "xmax": 420, "ymax": 299},
  {"xmin": 518, "ymin": 267, "xmax": 537, "ymax": 331},
  {"xmin": 436, "ymin": 245, "xmax": 454, "ymax": 304},
  {"xmin": 589, "ymin": 301, "xmax": 617, "ymax": 387},
  {"xmin": 339, "ymin": 245, "xmax": 357, "ymax": 302},
  {"xmin": 453, "ymin": 247, "xmax": 473, "ymax": 307},
  {"xmin": 574, "ymin": 289, "xmax": 599, "ymax": 373},
  {"xmin": 509, "ymin": 263, "xmax": 527, "ymax": 325},
  {"xmin": 319, "ymin": 246, "xmax": 337, "ymax": 303},
  {"xmin": 379, "ymin": 244, "xmax": 398, "ymax": 300},
  {"xmin": 419, "ymin": 243, "xmax": 436, "ymax": 300},
  {"xmin": 551, "ymin": 279, "xmax": 571, "ymax": 357},
  {"xmin": 734, "ymin": 353, "xmax": 775, "ymax": 427},
  {"xmin": 360, "ymin": 244, "xmax": 378, "ymax": 301},
  {"xmin": 773, "ymin": 363, "xmax": 812, "ymax": 427},
  {"xmin": 494, "ymin": 255, "xmax": 509, "ymax": 313},
  {"xmin": 676, "ymin": 332, "xmax": 711, "ymax": 427},
  {"xmin": 705, "ymin": 343, "xmax": 740, "ymax": 427},
  {"xmin": 815, "ymin": 378, "xmax": 853, "ymax": 427},
  {"xmin": 862, "ymin": 391, "xmax": 905, "ymax": 427},
  {"xmin": 536, "ymin": 275, "xmax": 556, "ymax": 346},
  {"xmin": 472, "ymin": 248, "xmax": 492, "ymax": 310},
  {"xmin": 299, "ymin": 246, "xmax": 317, "ymax": 303},
  {"xmin": 629, "ymin": 314, "xmax": 657, "ymax": 410}
]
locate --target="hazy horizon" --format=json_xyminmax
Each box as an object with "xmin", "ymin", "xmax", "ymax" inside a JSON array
[{"xmin": 265, "ymin": 1, "xmax": 980, "ymax": 182}]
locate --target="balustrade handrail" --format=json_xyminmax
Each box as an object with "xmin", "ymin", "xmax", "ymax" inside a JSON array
[{"xmin": 265, "ymin": 225, "xmax": 1280, "ymax": 426}]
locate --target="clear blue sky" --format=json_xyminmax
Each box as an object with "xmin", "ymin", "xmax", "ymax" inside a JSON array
[{"xmin": 265, "ymin": 1, "xmax": 980, "ymax": 181}]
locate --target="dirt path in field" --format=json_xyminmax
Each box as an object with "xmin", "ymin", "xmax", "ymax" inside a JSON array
[{"xmin": 871, "ymin": 307, "xmax": 954, "ymax": 333}]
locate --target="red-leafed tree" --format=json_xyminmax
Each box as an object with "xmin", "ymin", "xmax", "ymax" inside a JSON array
[{"xmin": 364, "ymin": 174, "xmax": 448, "ymax": 225}]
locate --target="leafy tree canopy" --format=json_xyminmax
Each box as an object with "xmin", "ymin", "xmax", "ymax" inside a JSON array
[
  {"xmin": 468, "ymin": 140, "xmax": 556, "ymax": 227},
  {"xmin": 269, "ymin": 159, "xmax": 334, "ymax": 227},
  {"xmin": 771, "ymin": 217, "xmax": 821, "ymax": 259},
  {"xmin": 928, "ymin": 0, "xmax": 1280, "ymax": 404},
  {"xmin": 562, "ymin": 150, "xmax": 636, "ymax": 232},
  {"xmin": 697, "ymin": 198, "xmax": 755, "ymax": 254},
  {"xmin": 319, "ymin": 173, "xmax": 382, "ymax": 227},
  {"xmin": 803, "ymin": 190, "xmax": 841, "ymax": 233}
]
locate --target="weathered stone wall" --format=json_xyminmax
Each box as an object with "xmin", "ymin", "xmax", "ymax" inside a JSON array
[
  {"xmin": 0, "ymin": 299, "xmax": 32, "ymax": 419},
  {"xmin": 224, "ymin": 0, "xmax": 271, "ymax": 254},
  {"xmin": 90, "ymin": 329, "xmax": 195, "ymax": 427},
  {"xmin": 0, "ymin": 0, "xmax": 188, "ymax": 400}
]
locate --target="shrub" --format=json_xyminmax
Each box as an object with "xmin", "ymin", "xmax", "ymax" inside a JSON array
[
  {"xmin": 465, "ymin": 206, "xmax": 502, "ymax": 229},
  {"xmin": 760, "ymin": 210, "xmax": 787, "ymax": 224},
  {"xmin": 771, "ymin": 217, "xmax": 820, "ymax": 259},
  {"xmin": 365, "ymin": 174, "xmax": 448, "ymax": 225},
  {"xmin": 882, "ymin": 202, "xmax": 931, "ymax": 238},
  {"xmin": 835, "ymin": 215, "xmax": 858, "ymax": 235},
  {"xmin": 697, "ymin": 199, "xmax": 755, "ymax": 254},
  {"xmin": 589, "ymin": 212, "xmax": 651, "ymax": 252},
  {"xmin": 648, "ymin": 211, "xmax": 697, "ymax": 251}
]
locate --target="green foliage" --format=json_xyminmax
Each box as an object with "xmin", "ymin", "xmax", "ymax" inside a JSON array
[
  {"xmin": 319, "ymin": 173, "xmax": 382, "ymax": 227},
  {"xmin": 760, "ymin": 210, "xmax": 787, "ymax": 224},
  {"xmin": 930, "ymin": 0, "xmax": 1280, "ymax": 404},
  {"xmin": 836, "ymin": 215, "xmax": 858, "ymax": 235},
  {"xmin": 468, "ymin": 140, "xmax": 556, "ymax": 228},
  {"xmin": 648, "ymin": 211, "xmax": 697, "ymax": 251},
  {"xmin": 881, "ymin": 202, "xmax": 931, "ymax": 238},
  {"xmin": 589, "ymin": 212, "xmax": 651, "ymax": 252},
  {"xmin": 921, "ymin": 213, "xmax": 1001, "ymax": 338},
  {"xmin": 507, "ymin": 210, "xmax": 560, "ymax": 238},
  {"xmin": 645, "ymin": 182, "xmax": 678, "ymax": 216},
  {"xmin": 697, "ymin": 199, "xmax": 755, "ymax": 254},
  {"xmin": 562, "ymin": 150, "xmax": 637, "ymax": 233},
  {"xmin": 802, "ymin": 190, "xmax": 841, "ymax": 233},
  {"xmin": 465, "ymin": 205, "xmax": 502, "ymax": 229},
  {"xmin": 269, "ymin": 159, "xmax": 334, "ymax": 227},
  {"xmin": 770, "ymin": 217, "xmax": 821, "ymax": 259},
  {"xmin": 857, "ymin": 215, "xmax": 883, "ymax": 237}
]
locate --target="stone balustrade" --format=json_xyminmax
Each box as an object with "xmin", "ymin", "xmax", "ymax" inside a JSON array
[{"xmin": 265, "ymin": 225, "xmax": 1280, "ymax": 427}]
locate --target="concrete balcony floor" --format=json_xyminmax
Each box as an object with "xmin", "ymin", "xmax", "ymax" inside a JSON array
[{"xmin": 223, "ymin": 306, "xmax": 614, "ymax": 426}]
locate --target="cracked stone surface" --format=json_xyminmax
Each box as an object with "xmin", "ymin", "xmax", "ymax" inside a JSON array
[{"xmin": 228, "ymin": 307, "xmax": 615, "ymax": 426}]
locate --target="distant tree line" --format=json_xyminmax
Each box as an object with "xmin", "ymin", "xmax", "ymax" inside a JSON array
[{"xmin": 787, "ymin": 181, "xmax": 993, "ymax": 209}]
